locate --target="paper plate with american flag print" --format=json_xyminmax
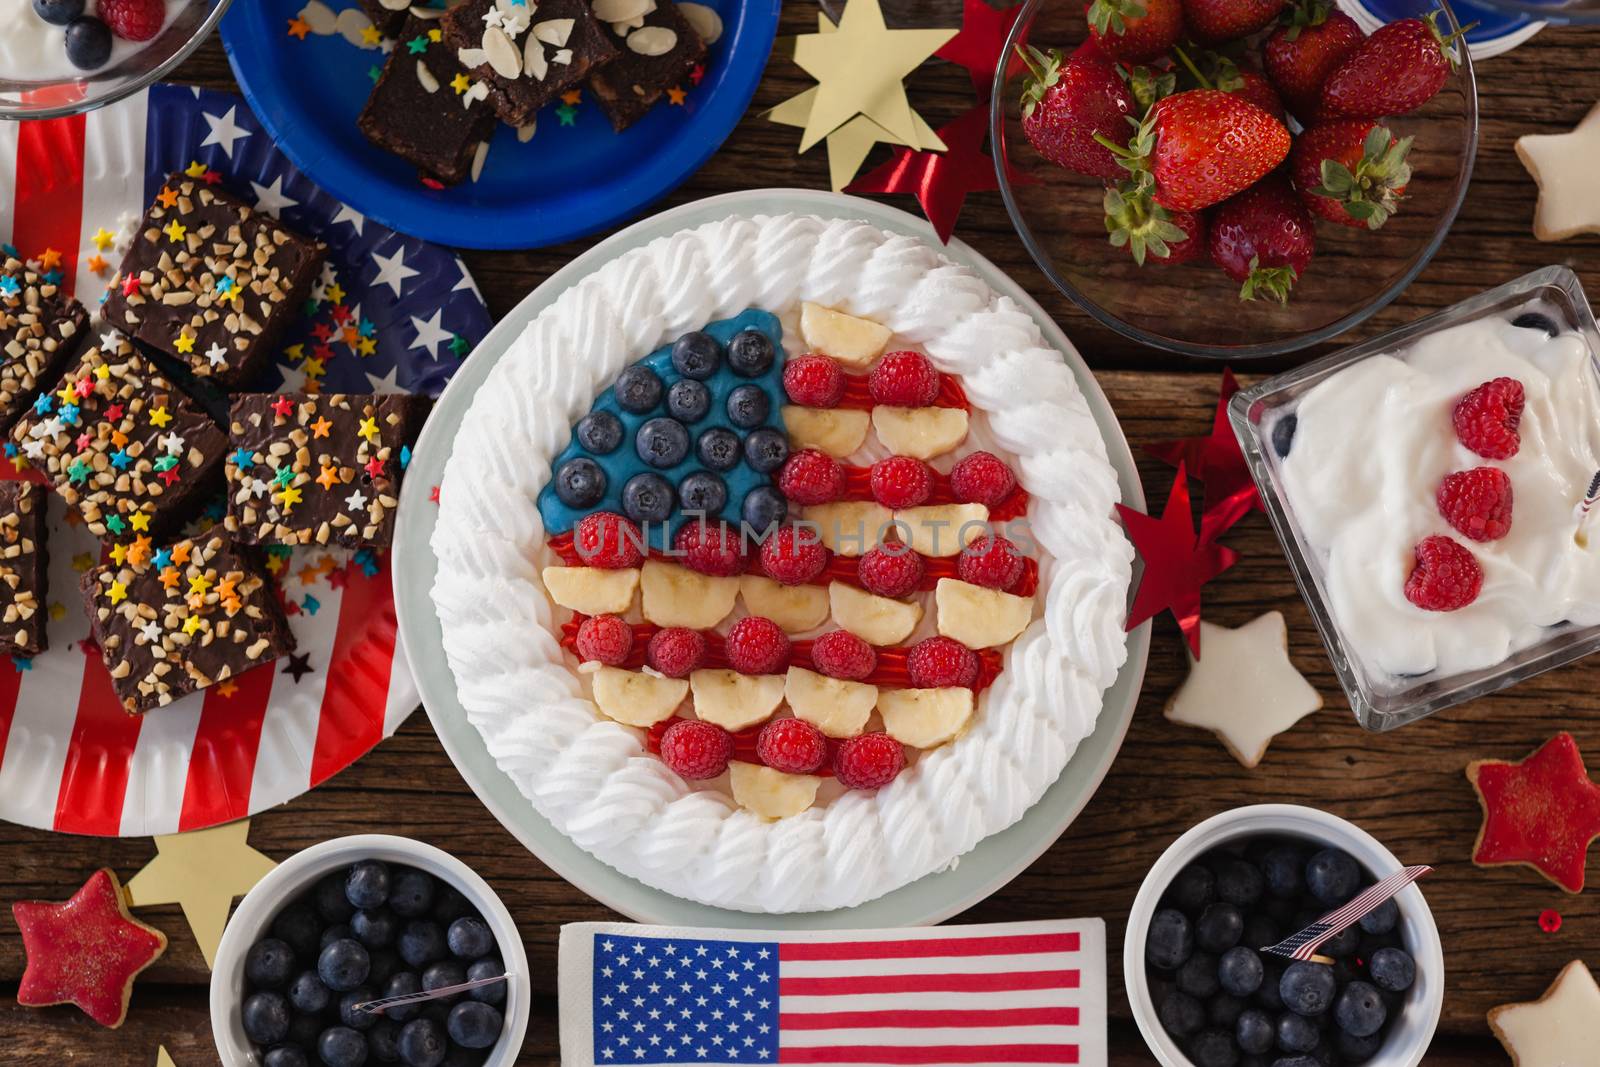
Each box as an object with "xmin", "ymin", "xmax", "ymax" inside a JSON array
[{"xmin": 0, "ymin": 83, "xmax": 491, "ymax": 837}]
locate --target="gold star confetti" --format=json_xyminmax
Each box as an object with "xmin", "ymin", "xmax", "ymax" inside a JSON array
[{"xmin": 126, "ymin": 820, "xmax": 277, "ymax": 969}]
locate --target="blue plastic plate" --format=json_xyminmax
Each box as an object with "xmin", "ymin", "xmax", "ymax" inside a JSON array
[
  {"xmin": 1348, "ymin": 0, "xmax": 1544, "ymax": 57},
  {"xmin": 220, "ymin": 0, "xmax": 780, "ymax": 249}
]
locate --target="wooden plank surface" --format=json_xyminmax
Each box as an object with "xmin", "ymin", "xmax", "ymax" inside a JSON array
[{"xmin": 5, "ymin": 2, "xmax": 1600, "ymax": 1064}]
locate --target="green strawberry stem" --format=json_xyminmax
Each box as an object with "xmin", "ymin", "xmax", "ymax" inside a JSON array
[
  {"xmin": 1103, "ymin": 183, "xmax": 1190, "ymax": 265},
  {"xmin": 1240, "ymin": 256, "xmax": 1298, "ymax": 304},
  {"xmin": 1424, "ymin": 9, "xmax": 1479, "ymax": 71},
  {"xmin": 1277, "ymin": 0, "xmax": 1332, "ymax": 41},
  {"xmin": 1015, "ymin": 45, "xmax": 1063, "ymax": 120},
  {"xmin": 1087, "ymin": 0, "xmax": 1150, "ymax": 37},
  {"xmin": 1170, "ymin": 45, "xmax": 1213, "ymax": 91},
  {"xmin": 1309, "ymin": 125, "xmax": 1414, "ymax": 230}
]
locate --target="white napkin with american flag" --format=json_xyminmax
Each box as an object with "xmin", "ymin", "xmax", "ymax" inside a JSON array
[{"xmin": 558, "ymin": 919, "xmax": 1107, "ymax": 1067}]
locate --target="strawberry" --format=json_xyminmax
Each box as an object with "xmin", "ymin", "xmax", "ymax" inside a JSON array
[
  {"xmin": 1263, "ymin": 2, "xmax": 1365, "ymax": 122},
  {"xmin": 1103, "ymin": 183, "xmax": 1206, "ymax": 265},
  {"xmin": 1207, "ymin": 177, "xmax": 1316, "ymax": 303},
  {"xmin": 1321, "ymin": 11, "xmax": 1465, "ymax": 120},
  {"xmin": 1085, "ymin": 0, "xmax": 1184, "ymax": 62},
  {"xmin": 1183, "ymin": 0, "xmax": 1287, "ymax": 44},
  {"xmin": 1102, "ymin": 89, "xmax": 1291, "ymax": 213},
  {"xmin": 1178, "ymin": 47, "xmax": 1286, "ymax": 121},
  {"xmin": 1291, "ymin": 121, "xmax": 1412, "ymax": 229},
  {"xmin": 1017, "ymin": 45, "xmax": 1136, "ymax": 180}
]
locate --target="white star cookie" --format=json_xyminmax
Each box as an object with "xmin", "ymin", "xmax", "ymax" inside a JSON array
[
  {"xmin": 1164, "ymin": 612, "xmax": 1322, "ymax": 768},
  {"xmin": 1489, "ymin": 960, "xmax": 1600, "ymax": 1067},
  {"xmin": 1516, "ymin": 104, "xmax": 1600, "ymax": 241}
]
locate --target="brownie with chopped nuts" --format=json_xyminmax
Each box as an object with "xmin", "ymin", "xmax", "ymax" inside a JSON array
[
  {"xmin": 587, "ymin": 0, "xmax": 705, "ymax": 131},
  {"xmin": 0, "ymin": 481, "xmax": 47, "ymax": 658},
  {"xmin": 358, "ymin": 15, "xmax": 498, "ymax": 185},
  {"xmin": 441, "ymin": 0, "xmax": 617, "ymax": 126},
  {"xmin": 0, "ymin": 255, "xmax": 88, "ymax": 434},
  {"xmin": 82, "ymin": 534, "xmax": 295, "ymax": 714},
  {"xmin": 359, "ymin": 0, "xmax": 411, "ymax": 36},
  {"xmin": 100, "ymin": 175, "xmax": 326, "ymax": 388},
  {"xmin": 226, "ymin": 392, "xmax": 430, "ymax": 548},
  {"xmin": 10, "ymin": 334, "xmax": 228, "ymax": 544}
]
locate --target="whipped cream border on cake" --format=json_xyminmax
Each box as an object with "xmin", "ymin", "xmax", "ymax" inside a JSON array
[{"xmin": 430, "ymin": 213, "xmax": 1133, "ymax": 913}]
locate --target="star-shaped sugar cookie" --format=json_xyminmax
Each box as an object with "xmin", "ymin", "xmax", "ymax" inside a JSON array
[
  {"xmin": 1164, "ymin": 611, "xmax": 1322, "ymax": 768},
  {"xmin": 1489, "ymin": 960, "xmax": 1600, "ymax": 1067},
  {"xmin": 1466, "ymin": 732, "xmax": 1600, "ymax": 893},
  {"xmin": 1516, "ymin": 103, "xmax": 1600, "ymax": 241}
]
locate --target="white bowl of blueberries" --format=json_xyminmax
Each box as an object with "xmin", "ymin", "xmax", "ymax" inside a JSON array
[
  {"xmin": 1126, "ymin": 805, "xmax": 1444, "ymax": 1067},
  {"xmin": 211, "ymin": 834, "xmax": 530, "ymax": 1067}
]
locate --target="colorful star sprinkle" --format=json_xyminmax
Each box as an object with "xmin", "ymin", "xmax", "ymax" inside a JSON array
[
  {"xmin": 1467, "ymin": 733, "xmax": 1600, "ymax": 893},
  {"xmin": 287, "ymin": 16, "xmax": 311, "ymax": 38},
  {"xmin": 272, "ymin": 395, "xmax": 296, "ymax": 418}
]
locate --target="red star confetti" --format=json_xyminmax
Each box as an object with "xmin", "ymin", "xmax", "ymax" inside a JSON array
[
  {"xmin": 1539, "ymin": 909, "xmax": 1563, "ymax": 933},
  {"xmin": 845, "ymin": 100, "xmax": 1031, "ymax": 244},
  {"xmin": 1116, "ymin": 462, "xmax": 1239, "ymax": 657},
  {"xmin": 429, "ymin": 485, "xmax": 441, "ymax": 503},
  {"xmin": 934, "ymin": 0, "xmax": 1025, "ymax": 97},
  {"xmin": 1147, "ymin": 368, "xmax": 1261, "ymax": 543},
  {"xmin": 14, "ymin": 868, "xmax": 167, "ymax": 1028},
  {"xmin": 1467, "ymin": 733, "xmax": 1600, "ymax": 893}
]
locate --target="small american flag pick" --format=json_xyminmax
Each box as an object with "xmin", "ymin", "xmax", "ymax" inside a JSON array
[
  {"xmin": 557, "ymin": 919, "xmax": 1108, "ymax": 1067},
  {"xmin": 1263, "ymin": 865, "xmax": 1433, "ymax": 963}
]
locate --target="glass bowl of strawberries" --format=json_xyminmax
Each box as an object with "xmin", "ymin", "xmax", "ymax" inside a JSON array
[{"xmin": 992, "ymin": 0, "xmax": 1478, "ymax": 359}]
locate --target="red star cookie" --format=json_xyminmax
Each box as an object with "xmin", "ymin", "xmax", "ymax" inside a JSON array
[
  {"xmin": 1467, "ymin": 733, "xmax": 1600, "ymax": 893},
  {"xmin": 13, "ymin": 868, "xmax": 167, "ymax": 1027}
]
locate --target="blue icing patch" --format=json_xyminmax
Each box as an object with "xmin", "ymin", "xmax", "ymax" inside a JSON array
[{"xmin": 538, "ymin": 309, "xmax": 786, "ymax": 549}]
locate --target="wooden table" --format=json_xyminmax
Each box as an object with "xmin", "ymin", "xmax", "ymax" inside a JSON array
[{"xmin": 2, "ymin": 5, "xmax": 1596, "ymax": 1064}]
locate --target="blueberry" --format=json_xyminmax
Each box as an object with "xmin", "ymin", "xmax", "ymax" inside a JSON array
[
  {"xmin": 317, "ymin": 875, "xmax": 359, "ymax": 923},
  {"xmin": 616, "ymin": 365, "xmax": 664, "ymax": 413},
  {"xmin": 741, "ymin": 486, "xmax": 787, "ymax": 532},
  {"xmin": 323, "ymin": 924, "xmax": 356, "ymax": 951},
  {"xmin": 1165, "ymin": 864, "xmax": 1216, "ymax": 916},
  {"xmin": 422, "ymin": 960, "xmax": 467, "ymax": 1003},
  {"xmin": 1270, "ymin": 1057, "xmax": 1319, "ymax": 1067},
  {"xmin": 575, "ymin": 411, "xmax": 624, "ymax": 455},
  {"xmin": 353, "ymin": 909, "xmax": 399, "ymax": 950},
  {"xmin": 467, "ymin": 958, "xmax": 507, "ymax": 1004},
  {"xmin": 1277, "ymin": 1011, "xmax": 1319, "ymax": 1053},
  {"xmin": 368, "ymin": 950, "xmax": 401, "ymax": 989},
  {"xmin": 1335, "ymin": 1027, "xmax": 1384, "ymax": 1062},
  {"xmin": 317, "ymin": 1026, "xmax": 369, "ymax": 1067},
  {"xmin": 1157, "ymin": 989, "xmax": 1205, "ymax": 1038},
  {"xmin": 1368, "ymin": 947, "xmax": 1415, "ymax": 993},
  {"xmin": 398, "ymin": 921, "xmax": 448, "ymax": 970},
  {"xmin": 696, "ymin": 428, "xmax": 741, "ymax": 471},
  {"xmin": 388, "ymin": 870, "xmax": 436, "ymax": 919},
  {"xmin": 287, "ymin": 969, "xmax": 332, "ymax": 1014},
  {"xmin": 667, "ymin": 379, "xmax": 711, "ymax": 423},
  {"xmin": 430, "ymin": 888, "xmax": 475, "ymax": 926},
  {"xmin": 636, "ymin": 418, "xmax": 690, "ymax": 468},
  {"xmin": 621, "ymin": 472, "xmax": 675, "ymax": 524},
  {"xmin": 1357, "ymin": 898, "xmax": 1398, "ymax": 935},
  {"xmin": 742, "ymin": 427, "xmax": 788, "ymax": 473},
  {"xmin": 1219, "ymin": 946, "xmax": 1264, "ymax": 997},
  {"xmin": 447, "ymin": 1000, "xmax": 504, "ymax": 1049},
  {"xmin": 247, "ymin": 938, "xmax": 297, "ymax": 989},
  {"xmin": 679, "ymin": 471, "xmax": 727, "ymax": 515},
  {"xmin": 1279, "ymin": 962, "xmax": 1336, "ymax": 1016},
  {"xmin": 1185, "ymin": 1029, "xmax": 1236, "ymax": 1067},
  {"xmin": 671, "ymin": 331, "xmax": 722, "ymax": 380},
  {"xmin": 1320, "ymin": 924, "xmax": 1360, "ymax": 959},
  {"xmin": 1146, "ymin": 908, "xmax": 1194, "ymax": 971},
  {"xmin": 33, "ymin": 0, "xmax": 85, "ymax": 24},
  {"xmin": 1209, "ymin": 993, "xmax": 1247, "ymax": 1028},
  {"xmin": 64, "ymin": 16, "xmax": 112, "ymax": 69},
  {"xmin": 1176, "ymin": 951, "xmax": 1220, "ymax": 998},
  {"xmin": 1270, "ymin": 414, "xmax": 1297, "ymax": 459},
  {"xmin": 346, "ymin": 862, "xmax": 391, "ymax": 910},
  {"xmin": 447, "ymin": 918, "xmax": 494, "ymax": 960},
  {"xmin": 1236, "ymin": 1008, "xmax": 1275, "ymax": 1055},
  {"xmin": 368, "ymin": 1018, "xmax": 403, "ymax": 1064},
  {"xmin": 1305, "ymin": 850, "xmax": 1361, "ymax": 906},
  {"xmin": 554, "ymin": 457, "xmax": 606, "ymax": 508},
  {"xmin": 1216, "ymin": 859, "xmax": 1266, "ymax": 908},
  {"xmin": 340, "ymin": 987, "xmax": 381, "ymax": 1031},
  {"xmin": 728, "ymin": 330, "xmax": 775, "ymax": 377},
  {"xmin": 1242, "ymin": 915, "xmax": 1280, "ymax": 951},
  {"xmin": 319, "ymin": 939, "xmax": 372, "ymax": 993},
  {"xmin": 1196, "ymin": 902, "xmax": 1244, "ymax": 954},
  {"xmin": 242, "ymin": 991, "xmax": 292, "ymax": 1045},
  {"xmin": 398, "ymin": 1018, "xmax": 448, "ymax": 1067},
  {"xmin": 1258, "ymin": 845, "xmax": 1305, "ymax": 899},
  {"xmin": 1333, "ymin": 980, "xmax": 1386, "ymax": 1038},
  {"xmin": 265, "ymin": 1048, "xmax": 311, "ymax": 1067},
  {"xmin": 382, "ymin": 971, "xmax": 425, "ymax": 1023},
  {"xmin": 726, "ymin": 384, "xmax": 770, "ymax": 429},
  {"xmin": 1512, "ymin": 311, "xmax": 1560, "ymax": 335},
  {"xmin": 288, "ymin": 1012, "xmax": 324, "ymax": 1049}
]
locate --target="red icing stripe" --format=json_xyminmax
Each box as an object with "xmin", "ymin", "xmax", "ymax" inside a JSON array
[
  {"xmin": 310, "ymin": 558, "xmax": 396, "ymax": 787},
  {"xmin": 833, "ymin": 461, "xmax": 1031, "ymax": 517},
  {"xmin": 12, "ymin": 108, "xmax": 86, "ymax": 295},
  {"xmin": 828, "ymin": 369, "xmax": 972, "ymax": 412},
  {"xmin": 176, "ymin": 660, "xmax": 276, "ymax": 831},
  {"xmin": 53, "ymin": 649, "xmax": 142, "ymax": 835}
]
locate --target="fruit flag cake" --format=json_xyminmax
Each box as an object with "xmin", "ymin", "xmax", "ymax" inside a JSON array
[{"xmin": 432, "ymin": 214, "xmax": 1133, "ymax": 913}]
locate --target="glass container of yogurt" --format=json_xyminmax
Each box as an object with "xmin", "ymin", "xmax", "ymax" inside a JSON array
[{"xmin": 1230, "ymin": 266, "xmax": 1600, "ymax": 730}]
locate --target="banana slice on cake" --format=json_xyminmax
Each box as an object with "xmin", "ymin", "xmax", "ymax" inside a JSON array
[
  {"xmin": 799, "ymin": 302, "xmax": 891, "ymax": 368},
  {"xmin": 730, "ymin": 762, "xmax": 820, "ymax": 819},
  {"xmin": 872, "ymin": 406, "xmax": 969, "ymax": 459},
  {"xmin": 591, "ymin": 667, "xmax": 688, "ymax": 727},
  {"xmin": 689, "ymin": 669, "xmax": 786, "ymax": 731},
  {"xmin": 542, "ymin": 566, "xmax": 640, "ymax": 615},
  {"xmin": 740, "ymin": 575, "xmax": 830, "ymax": 633},
  {"xmin": 782, "ymin": 406, "xmax": 871, "ymax": 458},
  {"xmin": 895, "ymin": 503, "xmax": 989, "ymax": 558},
  {"xmin": 803, "ymin": 501, "xmax": 892, "ymax": 557},
  {"xmin": 828, "ymin": 581, "xmax": 922, "ymax": 646},
  {"xmin": 640, "ymin": 559, "xmax": 739, "ymax": 629},
  {"xmin": 935, "ymin": 577, "xmax": 1033, "ymax": 648},
  {"xmin": 784, "ymin": 666, "xmax": 878, "ymax": 738},
  {"xmin": 877, "ymin": 687, "xmax": 975, "ymax": 748}
]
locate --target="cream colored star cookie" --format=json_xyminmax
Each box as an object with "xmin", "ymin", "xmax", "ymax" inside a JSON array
[
  {"xmin": 1517, "ymin": 104, "xmax": 1600, "ymax": 241},
  {"xmin": 1164, "ymin": 612, "xmax": 1322, "ymax": 768},
  {"xmin": 1489, "ymin": 960, "xmax": 1600, "ymax": 1067}
]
